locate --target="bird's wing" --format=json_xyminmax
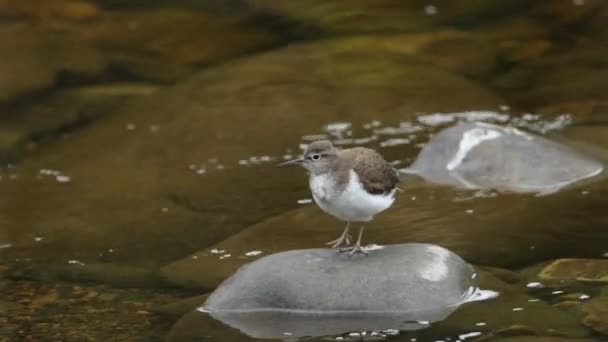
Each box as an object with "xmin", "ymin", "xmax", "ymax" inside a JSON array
[{"xmin": 351, "ymin": 148, "xmax": 400, "ymax": 195}]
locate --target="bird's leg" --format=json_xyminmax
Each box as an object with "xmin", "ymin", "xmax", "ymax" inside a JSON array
[
  {"xmin": 325, "ymin": 222, "xmax": 352, "ymax": 249},
  {"xmin": 347, "ymin": 225, "xmax": 368, "ymax": 255}
]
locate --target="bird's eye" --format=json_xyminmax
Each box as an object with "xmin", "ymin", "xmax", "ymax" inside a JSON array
[{"xmin": 311, "ymin": 154, "xmax": 321, "ymax": 160}]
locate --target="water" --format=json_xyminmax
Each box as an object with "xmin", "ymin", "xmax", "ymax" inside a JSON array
[{"xmin": 1, "ymin": 0, "xmax": 608, "ymax": 340}]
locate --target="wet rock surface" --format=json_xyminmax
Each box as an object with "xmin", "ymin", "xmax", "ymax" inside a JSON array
[{"xmin": 406, "ymin": 122, "xmax": 604, "ymax": 194}]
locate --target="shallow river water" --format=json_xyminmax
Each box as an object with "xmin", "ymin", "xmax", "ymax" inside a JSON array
[{"xmin": 1, "ymin": 1, "xmax": 608, "ymax": 341}]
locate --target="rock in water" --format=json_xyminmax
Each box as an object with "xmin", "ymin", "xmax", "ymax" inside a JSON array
[
  {"xmin": 180, "ymin": 244, "xmax": 478, "ymax": 339},
  {"xmin": 406, "ymin": 122, "xmax": 604, "ymax": 194}
]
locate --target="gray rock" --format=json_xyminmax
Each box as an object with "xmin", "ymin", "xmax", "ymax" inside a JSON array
[
  {"xmin": 167, "ymin": 268, "xmax": 591, "ymax": 341},
  {"xmin": 405, "ymin": 122, "xmax": 604, "ymax": 194},
  {"xmin": 194, "ymin": 244, "xmax": 477, "ymax": 339}
]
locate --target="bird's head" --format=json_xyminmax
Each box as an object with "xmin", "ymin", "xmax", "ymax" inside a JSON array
[{"xmin": 279, "ymin": 140, "xmax": 338, "ymax": 175}]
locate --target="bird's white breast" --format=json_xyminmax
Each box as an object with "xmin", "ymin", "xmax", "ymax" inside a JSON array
[{"xmin": 309, "ymin": 170, "xmax": 395, "ymax": 222}]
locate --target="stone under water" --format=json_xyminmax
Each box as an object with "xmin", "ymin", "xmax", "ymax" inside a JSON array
[
  {"xmin": 173, "ymin": 244, "xmax": 480, "ymax": 339},
  {"xmin": 404, "ymin": 122, "xmax": 604, "ymax": 194}
]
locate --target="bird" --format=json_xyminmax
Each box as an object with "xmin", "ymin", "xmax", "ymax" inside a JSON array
[{"xmin": 280, "ymin": 140, "xmax": 400, "ymax": 254}]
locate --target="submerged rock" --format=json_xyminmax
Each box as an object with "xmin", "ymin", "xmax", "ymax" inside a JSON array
[
  {"xmin": 405, "ymin": 122, "xmax": 604, "ymax": 194},
  {"xmin": 0, "ymin": 36, "xmax": 503, "ymax": 267},
  {"xmin": 492, "ymin": 46, "xmax": 608, "ymax": 108},
  {"xmin": 0, "ymin": 83, "xmax": 159, "ymax": 159},
  {"xmin": 581, "ymin": 295, "xmax": 608, "ymax": 336},
  {"xmin": 0, "ymin": 24, "xmax": 106, "ymax": 105},
  {"xmin": 246, "ymin": 0, "xmax": 528, "ymax": 34},
  {"xmin": 171, "ymin": 244, "xmax": 478, "ymax": 339},
  {"xmin": 538, "ymin": 259, "xmax": 608, "ymax": 283},
  {"xmin": 79, "ymin": 9, "xmax": 277, "ymax": 82}
]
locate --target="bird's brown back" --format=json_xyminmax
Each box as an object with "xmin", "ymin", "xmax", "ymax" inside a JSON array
[{"xmin": 338, "ymin": 147, "xmax": 400, "ymax": 195}]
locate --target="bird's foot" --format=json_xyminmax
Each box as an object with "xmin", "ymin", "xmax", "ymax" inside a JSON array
[
  {"xmin": 325, "ymin": 233, "xmax": 352, "ymax": 249},
  {"xmin": 344, "ymin": 243, "xmax": 368, "ymax": 256}
]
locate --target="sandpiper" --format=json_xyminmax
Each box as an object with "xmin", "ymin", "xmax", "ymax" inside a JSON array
[{"xmin": 280, "ymin": 140, "xmax": 400, "ymax": 254}]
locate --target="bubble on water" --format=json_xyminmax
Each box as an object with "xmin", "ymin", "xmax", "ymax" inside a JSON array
[
  {"xmin": 126, "ymin": 123, "xmax": 136, "ymax": 130},
  {"xmin": 375, "ymin": 122, "xmax": 423, "ymax": 136},
  {"xmin": 380, "ymin": 138, "xmax": 411, "ymax": 147},
  {"xmin": 362, "ymin": 120, "xmax": 382, "ymax": 129},
  {"xmin": 302, "ymin": 134, "xmax": 328, "ymax": 141},
  {"xmin": 475, "ymin": 322, "xmax": 487, "ymax": 326},
  {"xmin": 526, "ymin": 282, "xmax": 543, "ymax": 288},
  {"xmin": 149, "ymin": 124, "xmax": 160, "ymax": 133},
  {"xmin": 219, "ymin": 254, "xmax": 232, "ymax": 260},
  {"xmin": 512, "ymin": 307, "xmax": 524, "ymax": 311},
  {"xmin": 579, "ymin": 294, "xmax": 590, "ymax": 300},
  {"xmin": 297, "ymin": 199, "xmax": 313, "ymax": 204},
  {"xmin": 0, "ymin": 244, "xmax": 12, "ymax": 249},
  {"xmin": 56, "ymin": 175, "xmax": 71, "ymax": 183},
  {"xmin": 418, "ymin": 111, "xmax": 510, "ymax": 127},
  {"xmin": 511, "ymin": 113, "xmax": 572, "ymax": 134},
  {"xmin": 210, "ymin": 249, "xmax": 226, "ymax": 254},
  {"xmin": 68, "ymin": 260, "xmax": 86, "ymax": 266},
  {"xmin": 424, "ymin": 5, "xmax": 438, "ymax": 15},
  {"xmin": 459, "ymin": 332, "xmax": 482, "ymax": 340},
  {"xmin": 245, "ymin": 250, "xmax": 263, "ymax": 257},
  {"xmin": 325, "ymin": 122, "xmax": 352, "ymax": 132},
  {"xmin": 354, "ymin": 136, "xmax": 377, "ymax": 144},
  {"xmin": 384, "ymin": 328, "xmax": 402, "ymax": 337}
]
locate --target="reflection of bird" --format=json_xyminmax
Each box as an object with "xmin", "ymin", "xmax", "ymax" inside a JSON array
[{"xmin": 280, "ymin": 140, "xmax": 400, "ymax": 254}]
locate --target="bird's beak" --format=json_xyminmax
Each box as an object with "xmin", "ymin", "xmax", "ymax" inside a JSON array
[{"xmin": 277, "ymin": 158, "xmax": 303, "ymax": 167}]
